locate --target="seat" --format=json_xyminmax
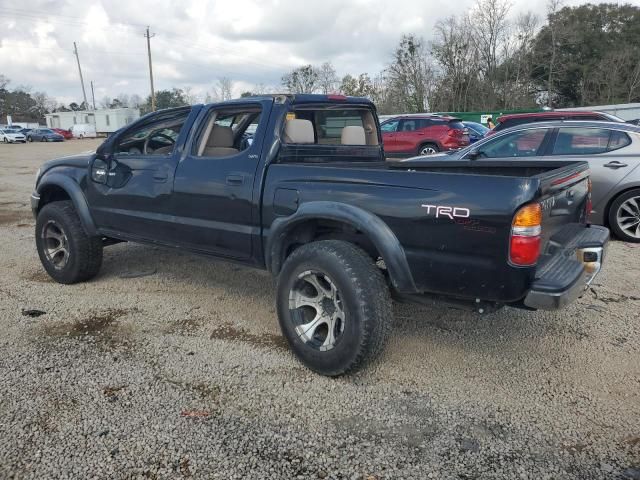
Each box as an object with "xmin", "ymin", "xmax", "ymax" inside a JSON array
[
  {"xmin": 284, "ymin": 119, "xmax": 314, "ymax": 144},
  {"xmin": 341, "ymin": 126, "xmax": 366, "ymax": 145},
  {"xmin": 202, "ymin": 125, "xmax": 239, "ymax": 157},
  {"xmin": 153, "ymin": 145, "xmax": 174, "ymax": 155}
]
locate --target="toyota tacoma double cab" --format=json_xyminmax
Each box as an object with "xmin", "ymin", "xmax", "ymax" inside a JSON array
[{"xmin": 31, "ymin": 94, "xmax": 609, "ymax": 376}]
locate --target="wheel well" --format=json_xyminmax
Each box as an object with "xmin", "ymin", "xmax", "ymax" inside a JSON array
[
  {"xmin": 38, "ymin": 185, "xmax": 71, "ymax": 212},
  {"xmin": 279, "ymin": 219, "xmax": 381, "ymax": 270},
  {"xmin": 602, "ymin": 186, "xmax": 640, "ymax": 227},
  {"xmin": 418, "ymin": 142, "xmax": 439, "ymax": 151}
]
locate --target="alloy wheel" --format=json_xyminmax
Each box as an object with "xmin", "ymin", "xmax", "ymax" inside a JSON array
[
  {"xmin": 420, "ymin": 145, "xmax": 438, "ymax": 155},
  {"xmin": 42, "ymin": 220, "xmax": 70, "ymax": 269},
  {"xmin": 616, "ymin": 196, "xmax": 640, "ymax": 239},
  {"xmin": 288, "ymin": 270, "xmax": 345, "ymax": 352}
]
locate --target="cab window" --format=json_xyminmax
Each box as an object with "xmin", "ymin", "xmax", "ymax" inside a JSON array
[
  {"xmin": 195, "ymin": 106, "xmax": 262, "ymax": 158},
  {"xmin": 116, "ymin": 110, "xmax": 189, "ymax": 156}
]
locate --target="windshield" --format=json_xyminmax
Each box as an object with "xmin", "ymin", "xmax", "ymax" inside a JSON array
[
  {"xmin": 41, "ymin": 129, "xmax": 54, "ymax": 134},
  {"xmin": 465, "ymin": 122, "xmax": 489, "ymax": 135}
]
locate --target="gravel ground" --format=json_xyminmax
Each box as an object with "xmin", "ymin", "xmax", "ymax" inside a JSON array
[{"xmin": 0, "ymin": 140, "xmax": 638, "ymax": 479}]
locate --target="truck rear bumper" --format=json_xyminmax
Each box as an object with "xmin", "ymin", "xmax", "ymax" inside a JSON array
[{"xmin": 524, "ymin": 225, "xmax": 608, "ymax": 310}]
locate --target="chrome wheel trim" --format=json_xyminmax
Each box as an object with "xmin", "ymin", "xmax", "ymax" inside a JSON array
[
  {"xmin": 42, "ymin": 220, "xmax": 70, "ymax": 269},
  {"xmin": 288, "ymin": 270, "xmax": 345, "ymax": 352},
  {"xmin": 420, "ymin": 145, "xmax": 437, "ymax": 155},
  {"xmin": 616, "ymin": 196, "xmax": 640, "ymax": 239}
]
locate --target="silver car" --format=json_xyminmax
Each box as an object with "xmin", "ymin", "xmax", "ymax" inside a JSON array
[
  {"xmin": 430, "ymin": 121, "xmax": 640, "ymax": 242},
  {"xmin": 0, "ymin": 129, "xmax": 27, "ymax": 143}
]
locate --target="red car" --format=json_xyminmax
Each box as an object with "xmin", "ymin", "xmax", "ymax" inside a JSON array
[
  {"xmin": 381, "ymin": 115, "xmax": 470, "ymax": 157},
  {"xmin": 487, "ymin": 110, "xmax": 625, "ymax": 136},
  {"xmin": 52, "ymin": 128, "xmax": 73, "ymax": 140}
]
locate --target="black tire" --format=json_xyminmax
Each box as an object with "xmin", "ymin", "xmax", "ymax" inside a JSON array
[
  {"xmin": 3, "ymin": 137, "xmax": 7, "ymax": 144},
  {"xmin": 608, "ymin": 189, "xmax": 640, "ymax": 243},
  {"xmin": 41, "ymin": 136, "xmax": 46, "ymax": 142},
  {"xmin": 35, "ymin": 201, "xmax": 103, "ymax": 284},
  {"xmin": 417, "ymin": 143, "xmax": 439, "ymax": 156},
  {"xmin": 27, "ymin": 136, "xmax": 32, "ymax": 142},
  {"xmin": 276, "ymin": 240, "xmax": 392, "ymax": 376}
]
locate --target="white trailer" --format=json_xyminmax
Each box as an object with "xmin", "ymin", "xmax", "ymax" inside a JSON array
[{"xmin": 45, "ymin": 108, "xmax": 140, "ymax": 135}]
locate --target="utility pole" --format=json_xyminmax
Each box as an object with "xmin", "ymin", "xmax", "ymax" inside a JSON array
[
  {"xmin": 144, "ymin": 26, "xmax": 156, "ymax": 112},
  {"xmin": 90, "ymin": 81, "xmax": 96, "ymax": 110},
  {"xmin": 73, "ymin": 42, "xmax": 88, "ymax": 109}
]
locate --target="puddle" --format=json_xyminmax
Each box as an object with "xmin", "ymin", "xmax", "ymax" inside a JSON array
[{"xmin": 209, "ymin": 324, "xmax": 288, "ymax": 351}]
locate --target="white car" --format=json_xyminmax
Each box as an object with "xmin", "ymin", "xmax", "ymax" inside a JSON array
[
  {"xmin": 70, "ymin": 123, "xmax": 97, "ymax": 139},
  {"xmin": 0, "ymin": 129, "xmax": 27, "ymax": 143}
]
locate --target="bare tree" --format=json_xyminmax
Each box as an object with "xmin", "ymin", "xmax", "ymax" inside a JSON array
[
  {"xmin": 317, "ymin": 62, "xmax": 339, "ymax": 94},
  {"xmin": 282, "ymin": 65, "xmax": 319, "ymax": 94}
]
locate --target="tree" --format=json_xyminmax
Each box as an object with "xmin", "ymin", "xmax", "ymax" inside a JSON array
[
  {"xmin": 386, "ymin": 35, "xmax": 435, "ymax": 113},
  {"xmin": 143, "ymin": 88, "xmax": 188, "ymax": 113},
  {"xmin": 318, "ymin": 62, "xmax": 339, "ymax": 94},
  {"xmin": 340, "ymin": 73, "xmax": 374, "ymax": 97},
  {"xmin": 282, "ymin": 65, "xmax": 319, "ymax": 94}
]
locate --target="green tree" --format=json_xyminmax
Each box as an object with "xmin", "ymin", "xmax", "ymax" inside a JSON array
[{"xmin": 142, "ymin": 88, "xmax": 188, "ymax": 113}]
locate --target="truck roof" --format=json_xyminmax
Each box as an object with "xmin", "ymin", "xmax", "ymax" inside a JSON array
[{"xmin": 216, "ymin": 94, "xmax": 375, "ymax": 106}]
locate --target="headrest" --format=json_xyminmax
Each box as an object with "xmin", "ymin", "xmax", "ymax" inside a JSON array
[
  {"xmin": 284, "ymin": 119, "xmax": 314, "ymax": 144},
  {"xmin": 341, "ymin": 125, "xmax": 366, "ymax": 145},
  {"xmin": 208, "ymin": 125, "xmax": 234, "ymax": 147}
]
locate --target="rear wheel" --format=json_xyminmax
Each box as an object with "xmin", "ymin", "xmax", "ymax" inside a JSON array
[
  {"xmin": 36, "ymin": 201, "xmax": 103, "ymax": 283},
  {"xmin": 418, "ymin": 143, "xmax": 439, "ymax": 156},
  {"xmin": 277, "ymin": 240, "xmax": 392, "ymax": 376},
  {"xmin": 609, "ymin": 189, "xmax": 640, "ymax": 243}
]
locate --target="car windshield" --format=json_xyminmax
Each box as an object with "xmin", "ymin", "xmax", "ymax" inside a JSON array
[
  {"xmin": 465, "ymin": 122, "xmax": 489, "ymax": 135},
  {"xmin": 41, "ymin": 129, "xmax": 54, "ymax": 134}
]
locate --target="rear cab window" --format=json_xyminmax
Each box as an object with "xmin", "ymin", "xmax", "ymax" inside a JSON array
[{"xmin": 279, "ymin": 105, "xmax": 382, "ymax": 163}]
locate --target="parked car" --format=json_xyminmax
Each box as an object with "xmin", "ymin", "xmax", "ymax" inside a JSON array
[
  {"xmin": 52, "ymin": 128, "xmax": 73, "ymax": 140},
  {"xmin": 31, "ymin": 95, "xmax": 608, "ymax": 375},
  {"xmin": 462, "ymin": 121, "xmax": 490, "ymax": 143},
  {"xmin": 628, "ymin": 119, "xmax": 640, "ymax": 126},
  {"xmin": 0, "ymin": 129, "xmax": 27, "ymax": 143},
  {"xmin": 488, "ymin": 110, "xmax": 626, "ymax": 136},
  {"xmin": 27, "ymin": 128, "xmax": 64, "ymax": 142},
  {"xmin": 18, "ymin": 128, "xmax": 33, "ymax": 135},
  {"xmin": 70, "ymin": 123, "xmax": 97, "ymax": 139},
  {"xmin": 381, "ymin": 114, "xmax": 470, "ymax": 156},
  {"xmin": 422, "ymin": 120, "xmax": 640, "ymax": 242}
]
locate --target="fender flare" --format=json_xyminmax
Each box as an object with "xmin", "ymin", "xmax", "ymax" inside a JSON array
[
  {"xmin": 36, "ymin": 173, "xmax": 98, "ymax": 236},
  {"xmin": 266, "ymin": 201, "xmax": 418, "ymax": 293}
]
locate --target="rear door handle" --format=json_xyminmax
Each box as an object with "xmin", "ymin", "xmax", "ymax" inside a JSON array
[
  {"xmin": 226, "ymin": 174, "xmax": 244, "ymax": 186},
  {"xmin": 604, "ymin": 161, "xmax": 628, "ymax": 169}
]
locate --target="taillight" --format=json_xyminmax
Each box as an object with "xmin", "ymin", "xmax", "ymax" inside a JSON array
[{"xmin": 510, "ymin": 203, "xmax": 542, "ymax": 266}]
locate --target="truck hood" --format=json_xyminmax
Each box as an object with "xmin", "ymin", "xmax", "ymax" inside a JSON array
[{"xmin": 40, "ymin": 152, "xmax": 95, "ymax": 174}]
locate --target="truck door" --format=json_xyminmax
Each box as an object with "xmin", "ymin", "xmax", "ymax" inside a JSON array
[
  {"xmin": 86, "ymin": 107, "xmax": 194, "ymax": 241},
  {"xmin": 170, "ymin": 100, "xmax": 270, "ymax": 260}
]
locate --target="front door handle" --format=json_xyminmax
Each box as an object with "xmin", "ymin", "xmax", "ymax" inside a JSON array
[
  {"xmin": 604, "ymin": 161, "xmax": 628, "ymax": 169},
  {"xmin": 226, "ymin": 174, "xmax": 244, "ymax": 186}
]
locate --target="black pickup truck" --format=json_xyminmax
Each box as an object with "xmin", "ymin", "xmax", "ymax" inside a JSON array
[{"xmin": 32, "ymin": 94, "xmax": 608, "ymax": 375}]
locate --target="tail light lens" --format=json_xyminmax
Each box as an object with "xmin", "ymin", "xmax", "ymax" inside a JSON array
[{"xmin": 510, "ymin": 203, "xmax": 542, "ymax": 266}]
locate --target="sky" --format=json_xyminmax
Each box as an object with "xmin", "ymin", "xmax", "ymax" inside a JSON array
[{"xmin": 0, "ymin": 0, "xmax": 633, "ymax": 106}]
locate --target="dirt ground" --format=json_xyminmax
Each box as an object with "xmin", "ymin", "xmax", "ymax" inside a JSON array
[{"xmin": 0, "ymin": 139, "xmax": 638, "ymax": 479}]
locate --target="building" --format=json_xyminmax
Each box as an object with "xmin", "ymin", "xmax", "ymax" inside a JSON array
[{"xmin": 45, "ymin": 108, "xmax": 140, "ymax": 134}]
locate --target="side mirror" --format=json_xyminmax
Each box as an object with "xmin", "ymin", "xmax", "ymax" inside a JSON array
[{"xmin": 90, "ymin": 158, "xmax": 108, "ymax": 184}]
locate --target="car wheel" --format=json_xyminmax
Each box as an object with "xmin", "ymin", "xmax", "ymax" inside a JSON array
[
  {"xmin": 35, "ymin": 201, "xmax": 103, "ymax": 284},
  {"xmin": 608, "ymin": 189, "xmax": 640, "ymax": 243},
  {"xmin": 41, "ymin": 136, "xmax": 46, "ymax": 142},
  {"xmin": 27, "ymin": 136, "xmax": 32, "ymax": 142},
  {"xmin": 418, "ymin": 143, "xmax": 439, "ymax": 156},
  {"xmin": 277, "ymin": 240, "xmax": 392, "ymax": 376},
  {"xmin": 3, "ymin": 137, "xmax": 7, "ymax": 144}
]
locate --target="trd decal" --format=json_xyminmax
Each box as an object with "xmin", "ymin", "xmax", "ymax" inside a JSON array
[{"xmin": 421, "ymin": 204, "xmax": 471, "ymax": 219}]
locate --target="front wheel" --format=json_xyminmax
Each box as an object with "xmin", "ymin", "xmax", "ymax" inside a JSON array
[
  {"xmin": 35, "ymin": 201, "xmax": 103, "ymax": 284},
  {"xmin": 277, "ymin": 240, "xmax": 393, "ymax": 376},
  {"xmin": 609, "ymin": 189, "xmax": 640, "ymax": 243},
  {"xmin": 418, "ymin": 143, "xmax": 439, "ymax": 156}
]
